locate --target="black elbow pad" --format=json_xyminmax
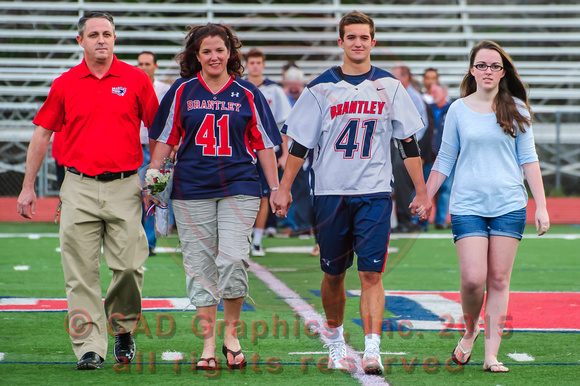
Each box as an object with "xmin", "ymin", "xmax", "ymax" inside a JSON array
[
  {"xmin": 289, "ymin": 141, "xmax": 310, "ymax": 159},
  {"xmin": 395, "ymin": 135, "xmax": 421, "ymax": 160}
]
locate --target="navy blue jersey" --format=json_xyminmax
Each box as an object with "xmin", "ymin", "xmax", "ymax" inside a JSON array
[{"xmin": 150, "ymin": 74, "xmax": 282, "ymax": 199}]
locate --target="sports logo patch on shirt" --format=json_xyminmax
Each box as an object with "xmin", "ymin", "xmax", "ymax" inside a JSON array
[{"xmin": 112, "ymin": 87, "xmax": 127, "ymax": 96}]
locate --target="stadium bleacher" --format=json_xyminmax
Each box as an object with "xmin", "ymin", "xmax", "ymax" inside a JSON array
[{"xmin": 1, "ymin": 0, "xmax": 580, "ymax": 196}]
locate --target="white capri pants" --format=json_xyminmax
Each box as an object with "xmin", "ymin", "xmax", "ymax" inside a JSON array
[{"xmin": 172, "ymin": 195, "xmax": 260, "ymax": 307}]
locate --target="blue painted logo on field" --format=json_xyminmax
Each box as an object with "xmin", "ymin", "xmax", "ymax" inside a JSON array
[
  {"xmin": 308, "ymin": 290, "xmax": 580, "ymax": 332},
  {"xmin": 310, "ymin": 290, "xmax": 441, "ymax": 331},
  {"xmin": 352, "ymin": 294, "xmax": 440, "ymax": 332}
]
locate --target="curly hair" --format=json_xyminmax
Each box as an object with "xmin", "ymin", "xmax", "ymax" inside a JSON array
[
  {"xmin": 177, "ymin": 23, "xmax": 243, "ymax": 79},
  {"xmin": 460, "ymin": 40, "xmax": 532, "ymax": 137}
]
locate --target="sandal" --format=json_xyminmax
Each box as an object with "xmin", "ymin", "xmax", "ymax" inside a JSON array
[
  {"xmin": 222, "ymin": 344, "xmax": 247, "ymax": 370},
  {"xmin": 451, "ymin": 331, "xmax": 479, "ymax": 365},
  {"xmin": 483, "ymin": 362, "xmax": 509, "ymax": 373},
  {"xmin": 196, "ymin": 357, "xmax": 217, "ymax": 371}
]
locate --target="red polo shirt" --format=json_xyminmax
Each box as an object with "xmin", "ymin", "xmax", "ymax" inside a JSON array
[{"xmin": 34, "ymin": 55, "xmax": 158, "ymax": 175}]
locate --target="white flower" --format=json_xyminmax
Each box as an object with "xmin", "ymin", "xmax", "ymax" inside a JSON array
[{"xmin": 145, "ymin": 168, "xmax": 172, "ymax": 195}]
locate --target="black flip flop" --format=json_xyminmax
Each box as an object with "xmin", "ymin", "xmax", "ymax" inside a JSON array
[
  {"xmin": 196, "ymin": 357, "xmax": 217, "ymax": 370},
  {"xmin": 222, "ymin": 344, "xmax": 247, "ymax": 370}
]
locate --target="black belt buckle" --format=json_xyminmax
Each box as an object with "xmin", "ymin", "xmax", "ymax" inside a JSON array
[
  {"xmin": 95, "ymin": 172, "xmax": 115, "ymax": 182},
  {"xmin": 96, "ymin": 170, "xmax": 136, "ymax": 181},
  {"xmin": 68, "ymin": 167, "xmax": 135, "ymax": 181}
]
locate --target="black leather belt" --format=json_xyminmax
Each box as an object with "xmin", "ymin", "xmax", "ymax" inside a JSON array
[{"xmin": 67, "ymin": 167, "xmax": 138, "ymax": 182}]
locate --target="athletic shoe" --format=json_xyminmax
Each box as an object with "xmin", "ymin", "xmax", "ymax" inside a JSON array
[
  {"xmin": 324, "ymin": 341, "xmax": 348, "ymax": 370},
  {"xmin": 76, "ymin": 351, "xmax": 104, "ymax": 370},
  {"xmin": 114, "ymin": 332, "xmax": 136, "ymax": 363},
  {"xmin": 362, "ymin": 345, "xmax": 384, "ymax": 375},
  {"xmin": 251, "ymin": 243, "xmax": 265, "ymax": 257},
  {"xmin": 265, "ymin": 227, "xmax": 277, "ymax": 237}
]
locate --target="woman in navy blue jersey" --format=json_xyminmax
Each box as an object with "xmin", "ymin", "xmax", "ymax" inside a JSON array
[{"xmin": 148, "ymin": 23, "xmax": 282, "ymax": 370}]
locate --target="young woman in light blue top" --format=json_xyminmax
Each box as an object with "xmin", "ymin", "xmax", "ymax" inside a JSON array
[{"xmin": 419, "ymin": 41, "xmax": 550, "ymax": 373}]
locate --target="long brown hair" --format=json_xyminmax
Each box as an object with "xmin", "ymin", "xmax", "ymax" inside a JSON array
[
  {"xmin": 460, "ymin": 40, "xmax": 532, "ymax": 137},
  {"xmin": 177, "ymin": 23, "xmax": 243, "ymax": 79}
]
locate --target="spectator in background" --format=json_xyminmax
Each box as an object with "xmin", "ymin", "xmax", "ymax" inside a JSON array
[
  {"xmin": 429, "ymin": 82, "xmax": 453, "ymax": 229},
  {"xmin": 391, "ymin": 65, "xmax": 430, "ymax": 232},
  {"xmin": 137, "ymin": 50, "xmax": 171, "ymax": 256},
  {"xmin": 245, "ymin": 48, "xmax": 292, "ymax": 256},
  {"xmin": 282, "ymin": 65, "xmax": 318, "ymax": 254},
  {"xmin": 422, "ymin": 67, "xmax": 440, "ymax": 104},
  {"xmin": 17, "ymin": 11, "xmax": 158, "ymax": 370},
  {"xmin": 283, "ymin": 65, "xmax": 305, "ymax": 106}
]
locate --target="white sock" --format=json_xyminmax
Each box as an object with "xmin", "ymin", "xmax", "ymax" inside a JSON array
[
  {"xmin": 253, "ymin": 228, "xmax": 264, "ymax": 245},
  {"xmin": 365, "ymin": 333, "xmax": 380, "ymax": 350},
  {"xmin": 328, "ymin": 325, "xmax": 344, "ymax": 343}
]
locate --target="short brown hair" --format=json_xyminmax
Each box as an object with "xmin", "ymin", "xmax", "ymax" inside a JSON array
[
  {"xmin": 339, "ymin": 11, "xmax": 375, "ymax": 40},
  {"xmin": 78, "ymin": 11, "xmax": 114, "ymax": 37},
  {"xmin": 138, "ymin": 51, "xmax": 157, "ymax": 64},
  {"xmin": 423, "ymin": 68, "xmax": 438, "ymax": 77},
  {"xmin": 245, "ymin": 48, "xmax": 265, "ymax": 62}
]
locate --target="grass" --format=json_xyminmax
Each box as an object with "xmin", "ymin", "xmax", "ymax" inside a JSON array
[{"xmin": 0, "ymin": 222, "xmax": 579, "ymax": 385}]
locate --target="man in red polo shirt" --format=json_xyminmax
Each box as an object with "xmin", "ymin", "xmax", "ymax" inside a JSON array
[{"xmin": 16, "ymin": 11, "xmax": 158, "ymax": 370}]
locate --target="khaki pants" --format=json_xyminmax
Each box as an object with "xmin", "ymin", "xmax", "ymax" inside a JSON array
[
  {"xmin": 173, "ymin": 195, "xmax": 259, "ymax": 307},
  {"xmin": 59, "ymin": 171, "xmax": 148, "ymax": 360}
]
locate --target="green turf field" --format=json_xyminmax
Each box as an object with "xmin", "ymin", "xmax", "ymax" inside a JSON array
[{"xmin": 1, "ymin": 223, "xmax": 579, "ymax": 385}]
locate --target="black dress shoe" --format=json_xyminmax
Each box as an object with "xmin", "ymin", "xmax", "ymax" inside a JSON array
[
  {"xmin": 392, "ymin": 223, "xmax": 409, "ymax": 233},
  {"xmin": 76, "ymin": 351, "xmax": 104, "ymax": 370}
]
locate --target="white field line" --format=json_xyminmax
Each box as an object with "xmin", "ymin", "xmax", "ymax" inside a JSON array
[
  {"xmin": 161, "ymin": 351, "xmax": 185, "ymax": 361},
  {"xmin": 265, "ymin": 246, "xmax": 399, "ymax": 254},
  {"xmin": 346, "ymin": 289, "xmax": 580, "ymax": 294},
  {"xmin": 507, "ymin": 352, "xmax": 535, "ymax": 361},
  {"xmin": 289, "ymin": 351, "xmax": 407, "ymax": 356},
  {"xmin": 0, "ymin": 234, "xmax": 60, "ymax": 238},
  {"xmin": 2, "ymin": 233, "xmax": 580, "ymax": 240},
  {"xmin": 248, "ymin": 260, "xmax": 390, "ymax": 386}
]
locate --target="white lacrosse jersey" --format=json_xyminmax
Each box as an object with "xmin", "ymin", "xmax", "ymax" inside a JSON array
[
  {"xmin": 282, "ymin": 66, "xmax": 423, "ymax": 195},
  {"xmin": 259, "ymin": 79, "xmax": 292, "ymax": 126}
]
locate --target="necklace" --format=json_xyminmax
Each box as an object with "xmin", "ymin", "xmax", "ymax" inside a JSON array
[{"xmin": 201, "ymin": 73, "xmax": 231, "ymax": 100}]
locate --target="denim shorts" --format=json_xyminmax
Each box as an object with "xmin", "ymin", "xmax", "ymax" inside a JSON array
[{"xmin": 450, "ymin": 207, "xmax": 527, "ymax": 243}]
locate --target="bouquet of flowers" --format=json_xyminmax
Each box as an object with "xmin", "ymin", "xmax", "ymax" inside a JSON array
[
  {"xmin": 145, "ymin": 169, "xmax": 171, "ymax": 195},
  {"xmin": 145, "ymin": 158, "xmax": 174, "ymax": 237}
]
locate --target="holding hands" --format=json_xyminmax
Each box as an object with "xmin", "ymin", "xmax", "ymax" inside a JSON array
[
  {"xmin": 409, "ymin": 192, "xmax": 432, "ymax": 222},
  {"xmin": 271, "ymin": 186, "xmax": 292, "ymax": 218}
]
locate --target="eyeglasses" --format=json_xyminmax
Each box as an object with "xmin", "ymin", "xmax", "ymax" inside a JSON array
[{"xmin": 473, "ymin": 63, "xmax": 503, "ymax": 72}]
